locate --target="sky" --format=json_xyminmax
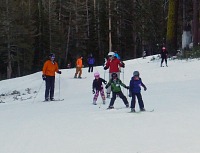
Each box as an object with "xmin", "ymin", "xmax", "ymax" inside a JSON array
[{"xmin": 0, "ymin": 56, "xmax": 200, "ymax": 153}]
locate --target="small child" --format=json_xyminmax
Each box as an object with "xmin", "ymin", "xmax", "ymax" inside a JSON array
[
  {"xmin": 105, "ymin": 73, "xmax": 129, "ymax": 109},
  {"xmin": 92, "ymin": 72, "xmax": 107, "ymax": 105},
  {"xmin": 129, "ymin": 71, "xmax": 147, "ymax": 112}
]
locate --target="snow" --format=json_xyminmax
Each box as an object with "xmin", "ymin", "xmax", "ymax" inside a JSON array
[{"xmin": 0, "ymin": 56, "xmax": 200, "ymax": 153}]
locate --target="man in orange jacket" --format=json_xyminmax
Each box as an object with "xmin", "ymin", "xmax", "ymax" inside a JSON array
[
  {"xmin": 42, "ymin": 53, "xmax": 61, "ymax": 101},
  {"xmin": 74, "ymin": 56, "xmax": 83, "ymax": 78}
]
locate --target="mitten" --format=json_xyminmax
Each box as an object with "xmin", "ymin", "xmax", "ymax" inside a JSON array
[
  {"xmin": 42, "ymin": 74, "xmax": 46, "ymax": 80},
  {"xmin": 144, "ymin": 86, "xmax": 147, "ymax": 91},
  {"xmin": 92, "ymin": 89, "xmax": 95, "ymax": 94},
  {"xmin": 104, "ymin": 66, "xmax": 108, "ymax": 70},
  {"xmin": 57, "ymin": 71, "xmax": 62, "ymax": 74},
  {"xmin": 105, "ymin": 85, "xmax": 108, "ymax": 89}
]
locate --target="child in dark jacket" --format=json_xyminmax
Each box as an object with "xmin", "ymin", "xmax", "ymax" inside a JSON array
[
  {"xmin": 105, "ymin": 73, "xmax": 129, "ymax": 109},
  {"xmin": 92, "ymin": 72, "xmax": 107, "ymax": 105},
  {"xmin": 129, "ymin": 71, "xmax": 147, "ymax": 112}
]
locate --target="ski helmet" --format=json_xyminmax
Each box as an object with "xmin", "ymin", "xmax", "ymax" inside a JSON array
[
  {"xmin": 94, "ymin": 72, "xmax": 100, "ymax": 77},
  {"xmin": 111, "ymin": 73, "xmax": 118, "ymax": 78},
  {"xmin": 49, "ymin": 53, "xmax": 55, "ymax": 58},
  {"xmin": 108, "ymin": 52, "xmax": 115, "ymax": 56},
  {"xmin": 133, "ymin": 71, "xmax": 139, "ymax": 77}
]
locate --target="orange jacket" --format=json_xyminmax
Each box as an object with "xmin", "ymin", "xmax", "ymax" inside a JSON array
[
  {"xmin": 76, "ymin": 57, "xmax": 83, "ymax": 67},
  {"xmin": 42, "ymin": 60, "xmax": 59, "ymax": 76}
]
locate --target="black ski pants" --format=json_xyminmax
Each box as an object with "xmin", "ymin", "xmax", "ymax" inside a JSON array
[
  {"xmin": 161, "ymin": 56, "xmax": 167, "ymax": 66},
  {"xmin": 130, "ymin": 92, "xmax": 144, "ymax": 109},
  {"xmin": 109, "ymin": 91, "xmax": 129, "ymax": 107},
  {"xmin": 88, "ymin": 64, "xmax": 94, "ymax": 72},
  {"xmin": 45, "ymin": 76, "xmax": 55, "ymax": 99}
]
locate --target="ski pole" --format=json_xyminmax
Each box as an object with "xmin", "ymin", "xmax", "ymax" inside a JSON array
[
  {"xmin": 59, "ymin": 74, "xmax": 61, "ymax": 100},
  {"xmin": 33, "ymin": 80, "xmax": 44, "ymax": 102}
]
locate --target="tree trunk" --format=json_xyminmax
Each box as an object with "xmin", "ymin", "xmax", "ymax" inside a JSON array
[
  {"xmin": 166, "ymin": 0, "xmax": 179, "ymax": 55},
  {"xmin": 192, "ymin": 0, "xmax": 199, "ymax": 47},
  {"xmin": 108, "ymin": 0, "xmax": 112, "ymax": 52},
  {"xmin": 49, "ymin": 0, "xmax": 52, "ymax": 52},
  {"xmin": 6, "ymin": 0, "xmax": 12, "ymax": 79}
]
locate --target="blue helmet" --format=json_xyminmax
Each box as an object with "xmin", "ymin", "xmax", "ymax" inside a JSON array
[{"xmin": 133, "ymin": 71, "xmax": 139, "ymax": 77}]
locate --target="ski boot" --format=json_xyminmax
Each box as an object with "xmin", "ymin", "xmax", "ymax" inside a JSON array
[
  {"xmin": 131, "ymin": 108, "xmax": 135, "ymax": 112},
  {"xmin": 107, "ymin": 106, "xmax": 114, "ymax": 109}
]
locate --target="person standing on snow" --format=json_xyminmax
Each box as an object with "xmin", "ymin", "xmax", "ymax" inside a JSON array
[
  {"xmin": 104, "ymin": 52, "xmax": 125, "ymax": 98},
  {"xmin": 160, "ymin": 47, "xmax": 168, "ymax": 67},
  {"xmin": 105, "ymin": 73, "xmax": 129, "ymax": 109},
  {"xmin": 87, "ymin": 54, "xmax": 95, "ymax": 73},
  {"xmin": 74, "ymin": 55, "xmax": 83, "ymax": 78},
  {"xmin": 92, "ymin": 72, "xmax": 107, "ymax": 105},
  {"xmin": 129, "ymin": 71, "xmax": 147, "ymax": 112},
  {"xmin": 42, "ymin": 53, "xmax": 62, "ymax": 101}
]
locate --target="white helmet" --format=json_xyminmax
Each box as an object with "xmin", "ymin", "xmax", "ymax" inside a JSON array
[{"xmin": 108, "ymin": 52, "xmax": 115, "ymax": 56}]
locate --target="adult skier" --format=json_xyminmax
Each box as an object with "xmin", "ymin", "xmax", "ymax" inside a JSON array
[
  {"xmin": 87, "ymin": 54, "xmax": 95, "ymax": 73},
  {"xmin": 74, "ymin": 55, "xmax": 83, "ymax": 78},
  {"xmin": 160, "ymin": 47, "xmax": 168, "ymax": 67},
  {"xmin": 42, "ymin": 53, "xmax": 61, "ymax": 101},
  {"xmin": 104, "ymin": 52, "xmax": 125, "ymax": 98}
]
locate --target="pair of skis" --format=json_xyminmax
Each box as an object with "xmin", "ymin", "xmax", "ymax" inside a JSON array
[
  {"xmin": 42, "ymin": 99, "xmax": 64, "ymax": 102},
  {"xmin": 107, "ymin": 107, "xmax": 154, "ymax": 113}
]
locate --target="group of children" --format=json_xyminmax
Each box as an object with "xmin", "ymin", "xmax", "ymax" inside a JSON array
[{"xmin": 92, "ymin": 70, "xmax": 147, "ymax": 112}]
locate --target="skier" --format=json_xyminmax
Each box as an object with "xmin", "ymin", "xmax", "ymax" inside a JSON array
[
  {"xmin": 104, "ymin": 52, "xmax": 125, "ymax": 98},
  {"xmin": 160, "ymin": 47, "xmax": 168, "ymax": 67},
  {"xmin": 92, "ymin": 72, "xmax": 107, "ymax": 105},
  {"xmin": 87, "ymin": 54, "xmax": 95, "ymax": 73},
  {"xmin": 114, "ymin": 51, "xmax": 120, "ymax": 60},
  {"xmin": 129, "ymin": 71, "xmax": 147, "ymax": 112},
  {"xmin": 42, "ymin": 53, "xmax": 61, "ymax": 101},
  {"xmin": 143, "ymin": 50, "xmax": 146, "ymax": 59},
  {"xmin": 74, "ymin": 55, "xmax": 83, "ymax": 78},
  {"xmin": 105, "ymin": 73, "xmax": 129, "ymax": 109}
]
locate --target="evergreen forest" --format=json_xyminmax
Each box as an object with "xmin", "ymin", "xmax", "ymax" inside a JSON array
[{"xmin": 0, "ymin": 0, "xmax": 199, "ymax": 80}]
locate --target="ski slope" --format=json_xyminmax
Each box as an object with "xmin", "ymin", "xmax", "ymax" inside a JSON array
[{"xmin": 0, "ymin": 56, "xmax": 200, "ymax": 153}]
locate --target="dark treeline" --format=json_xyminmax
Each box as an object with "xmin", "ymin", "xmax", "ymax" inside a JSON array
[{"xmin": 0, "ymin": 0, "xmax": 199, "ymax": 80}]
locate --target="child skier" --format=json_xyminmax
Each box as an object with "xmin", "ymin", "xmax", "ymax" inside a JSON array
[
  {"xmin": 129, "ymin": 71, "xmax": 147, "ymax": 112},
  {"xmin": 92, "ymin": 72, "xmax": 107, "ymax": 105},
  {"xmin": 105, "ymin": 73, "xmax": 129, "ymax": 109}
]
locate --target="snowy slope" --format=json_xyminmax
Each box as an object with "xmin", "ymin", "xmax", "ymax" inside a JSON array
[{"xmin": 0, "ymin": 56, "xmax": 200, "ymax": 153}]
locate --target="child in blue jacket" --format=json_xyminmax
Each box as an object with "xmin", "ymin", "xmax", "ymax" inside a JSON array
[{"xmin": 129, "ymin": 71, "xmax": 147, "ymax": 112}]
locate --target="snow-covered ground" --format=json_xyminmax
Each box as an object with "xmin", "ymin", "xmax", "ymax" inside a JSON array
[{"xmin": 0, "ymin": 56, "xmax": 200, "ymax": 153}]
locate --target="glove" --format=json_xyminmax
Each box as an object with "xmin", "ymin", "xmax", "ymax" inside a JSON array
[
  {"xmin": 144, "ymin": 87, "xmax": 147, "ymax": 91},
  {"xmin": 92, "ymin": 89, "xmax": 95, "ymax": 94},
  {"xmin": 42, "ymin": 74, "xmax": 46, "ymax": 80},
  {"xmin": 57, "ymin": 71, "xmax": 61, "ymax": 74},
  {"xmin": 125, "ymin": 86, "xmax": 129, "ymax": 89},
  {"xmin": 104, "ymin": 66, "xmax": 108, "ymax": 70},
  {"xmin": 129, "ymin": 92, "xmax": 132, "ymax": 97},
  {"xmin": 121, "ymin": 62, "xmax": 125, "ymax": 68},
  {"xmin": 105, "ymin": 85, "xmax": 108, "ymax": 89}
]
